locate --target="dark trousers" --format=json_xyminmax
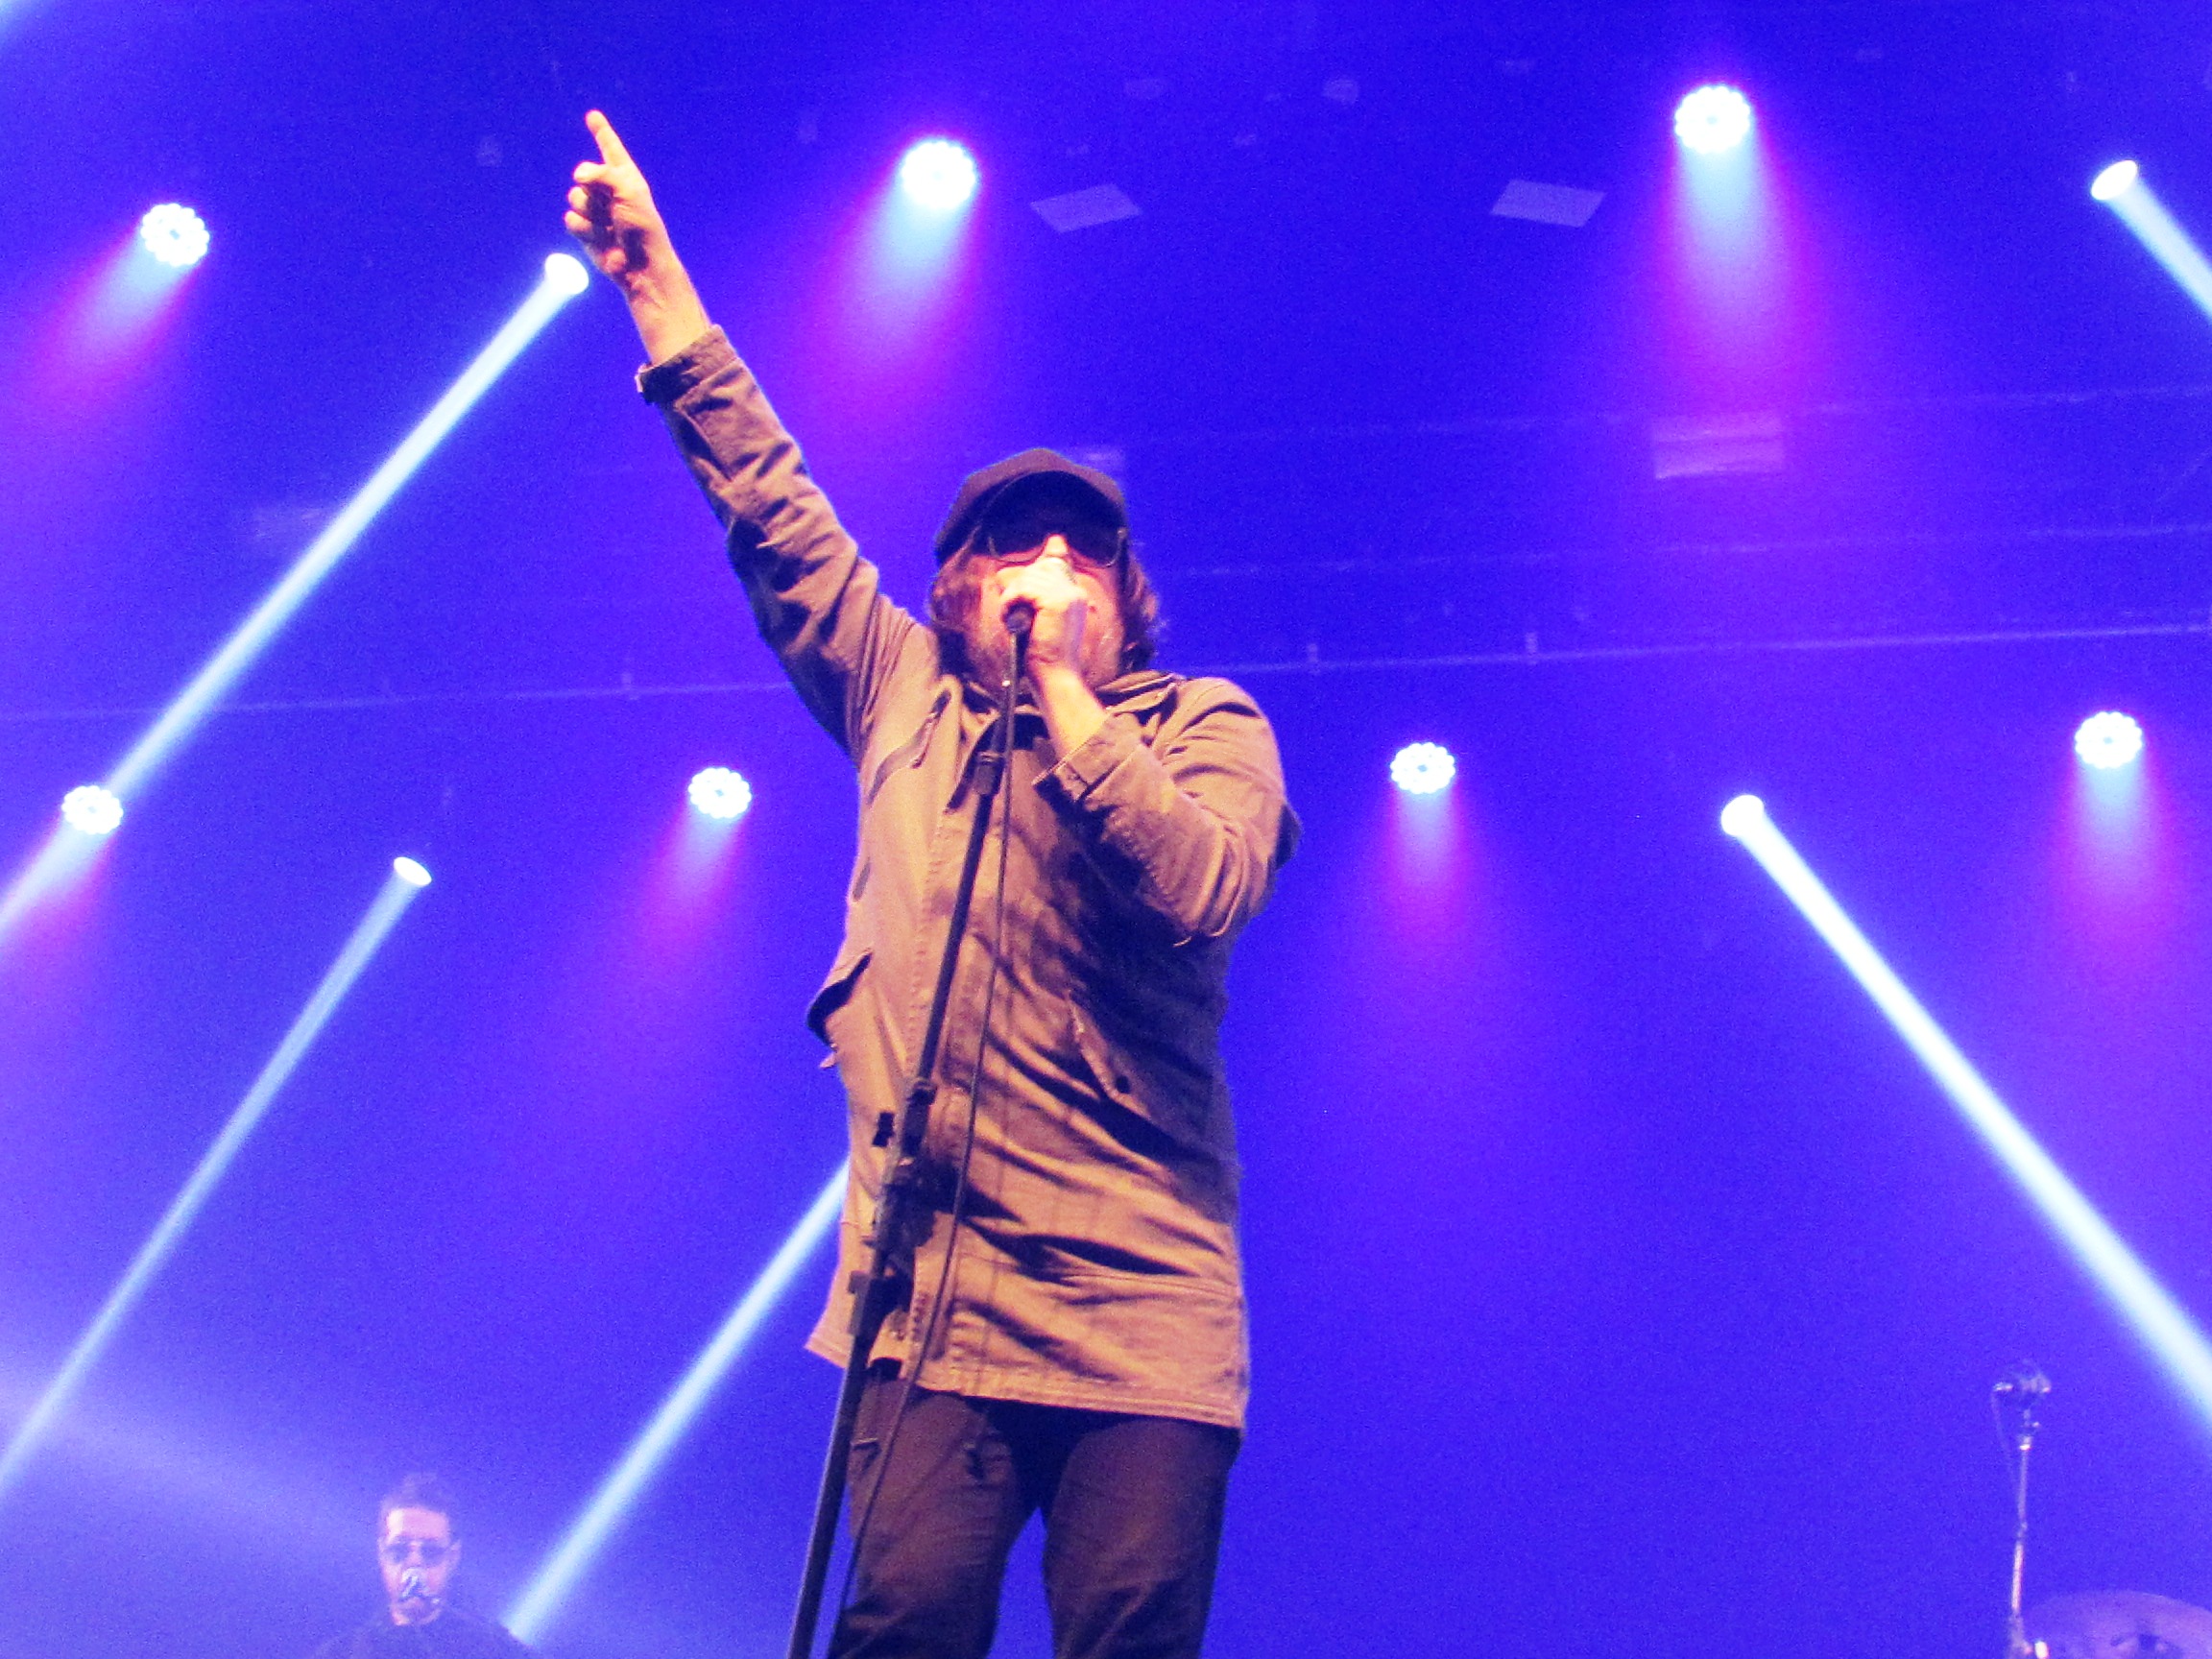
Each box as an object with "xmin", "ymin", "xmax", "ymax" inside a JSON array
[{"xmin": 829, "ymin": 1372, "xmax": 1239, "ymax": 1659}]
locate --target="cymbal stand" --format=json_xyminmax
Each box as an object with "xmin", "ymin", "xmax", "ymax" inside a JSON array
[{"xmin": 1997, "ymin": 1369, "xmax": 2047, "ymax": 1659}]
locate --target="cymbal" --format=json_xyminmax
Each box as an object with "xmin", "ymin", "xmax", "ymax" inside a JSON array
[{"xmin": 2027, "ymin": 1592, "xmax": 2212, "ymax": 1659}]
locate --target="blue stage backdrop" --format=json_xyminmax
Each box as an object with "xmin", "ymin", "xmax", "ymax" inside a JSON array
[{"xmin": 2, "ymin": 4, "xmax": 2210, "ymax": 1657}]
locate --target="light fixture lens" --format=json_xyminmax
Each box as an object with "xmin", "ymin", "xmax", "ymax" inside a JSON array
[
  {"xmin": 542, "ymin": 252, "xmax": 590, "ymax": 295},
  {"xmin": 2090, "ymin": 160, "xmax": 2141, "ymax": 203},
  {"xmin": 60, "ymin": 784, "xmax": 124, "ymax": 837},
  {"xmin": 688, "ymin": 766, "xmax": 754, "ymax": 822},
  {"xmin": 898, "ymin": 138, "xmax": 980, "ymax": 212},
  {"xmin": 137, "ymin": 204, "xmax": 210, "ymax": 269},
  {"xmin": 1389, "ymin": 742, "xmax": 1456, "ymax": 796},
  {"xmin": 1719, "ymin": 794, "xmax": 1767, "ymax": 839},
  {"xmin": 1673, "ymin": 84, "xmax": 1754, "ymax": 156},
  {"xmin": 2075, "ymin": 711, "xmax": 2144, "ymax": 770},
  {"xmin": 393, "ymin": 856, "xmax": 433, "ymax": 887}
]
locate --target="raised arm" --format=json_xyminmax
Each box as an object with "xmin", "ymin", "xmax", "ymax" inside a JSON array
[
  {"xmin": 565, "ymin": 109, "xmax": 712, "ymax": 366},
  {"xmin": 564, "ymin": 112, "xmax": 923, "ymax": 757}
]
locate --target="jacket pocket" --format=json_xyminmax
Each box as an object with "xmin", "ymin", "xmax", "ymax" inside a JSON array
[
  {"xmin": 1069, "ymin": 1005, "xmax": 1220, "ymax": 1164},
  {"xmin": 864, "ymin": 691, "xmax": 949, "ymax": 807},
  {"xmin": 806, "ymin": 946, "xmax": 873, "ymax": 1045}
]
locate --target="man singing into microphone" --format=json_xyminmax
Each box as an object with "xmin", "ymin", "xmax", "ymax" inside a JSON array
[
  {"xmin": 566, "ymin": 112, "xmax": 1296, "ymax": 1659},
  {"xmin": 311, "ymin": 1475, "xmax": 530, "ymax": 1657}
]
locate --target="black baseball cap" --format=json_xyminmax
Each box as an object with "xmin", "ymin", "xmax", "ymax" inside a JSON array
[{"xmin": 932, "ymin": 448, "xmax": 1127, "ymax": 565}]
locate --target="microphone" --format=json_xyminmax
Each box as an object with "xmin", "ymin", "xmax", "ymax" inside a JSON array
[
  {"xmin": 398, "ymin": 1568, "xmax": 438, "ymax": 1607},
  {"xmin": 1003, "ymin": 598, "xmax": 1036, "ymax": 639}
]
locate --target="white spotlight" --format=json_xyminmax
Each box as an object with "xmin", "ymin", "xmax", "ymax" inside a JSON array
[
  {"xmin": 1673, "ymin": 84, "xmax": 1753, "ymax": 156},
  {"xmin": 1719, "ymin": 793, "xmax": 1767, "ymax": 839},
  {"xmin": 0, "ymin": 863, "xmax": 428, "ymax": 1507},
  {"xmin": 542, "ymin": 252, "xmax": 590, "ymax": 296},
  {"xmin": 898, "ymin": 138, "xmax": 980, "ymax": 212},
  {"xmin": 2096, "ymin": 164, "xmax": 2212, "ymax": 324},
  {"xmin": 2091, "ymin": 160, "xmax": 2141, "ymax": 203},
  {"xmin": 1389, "ymin": 742, "xmax": 1456, "ymax": 796},
  {"xmin": 0, "ymin": 253, "xmax": 592, "ymax": 960},
  {"xmin": 1722, "ymin": 797, "xmax": 2212, "ymax": 1441},
  {"xmin": 137, "ymin": 204, "xmax": 209, "ymax": 269},
  {"xmin": 60, "ymin": 784, "xmax": 124, "ymax": 837},
  {"xmin": 392, "ymin": 856, "xmax": 433, "ymax": 888},
  {"xmin": 2075, "ymin": 712, "xmax": 2144, "ymax": 771},
  {"xmin": 505, "ymin": 1164, "xmax": 847, "ymax": 1644},
  {"xmin": 687, "ymin": 767, "xmax": 754, "ymax": 822}
]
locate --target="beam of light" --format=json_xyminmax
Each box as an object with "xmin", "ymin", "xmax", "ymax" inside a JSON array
[
  {"xmin": 1664, "ymin": 81, "xmax": 1786, "ymax": 396},
  {"xmin": 897, "ymin": 138, "xmax": 979, "ymax": 212},
  {"xmin": 1389, "ymin": 742, "xmax": 1456, "ymax": 796},
  {"xmin": 1719, "ymin": 794, "xmax": 2212, "ymax": 1434},
  {"xmin": 505, "ymin": 1163, "xmax": 849, "ymax": 1645},
  {"xmin": 69, "ymin": 220, "xmax": 209, "ymax": 366},
  {"xmin": 0, "ymin": 254, "xmax": 589, "ymax": 958},
  {"xmin": 687, "ymin": 766, "xmax": 754, "ymax": 822},
  {"xmin": 0, "ymin": 860, "xmax": 431, "ymax": 1508},
  {"xmin": 2076, "ymin": 710, "xmax": 2144, "ymax": 770},
  {"xmin": 136, "ymin": 204, "xmax": 209, "ymax": 270},
  {"xmin": 1674, "ymin": 84, "xmax": 1753, "ymax": 155},
  {"xmin": 2069, "ymin": 717, "xmax": 2158, "ymax": 905},
  {"xmin": 2095, "ymin": 164, "xmax": 2212, "ymax": 323},
  {"xmin": 1387, "ymin": 760, "xmax": 1467, "ymax": 906},
  {"xmin": 854, "ymin": 139, "xmax": 979, "ymax": 337}
]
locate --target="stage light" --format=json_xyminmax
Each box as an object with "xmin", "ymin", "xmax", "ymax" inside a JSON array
[
  {"xmin": 542, "ymin": 251, "xmax": 589, "ymax": 296},
  {"xmin": 1721, "ymin": 794, "xmax": 2212, "ymax": 1437},
  {"xmin": 0, "ymin": 253, "xmax": 589, "ymax": 956},
  {"xmin": 1719, "ymin": 793, "xmax": 1766, "ymax": 839},
  {"xmin": 0, "ymin": 860, "xmax": 429, "ymax": 1508},
  {"xmin": 1390, "ymin": 742, "xmax": 1456, "ymax": 796},
  {"xmin": 1673, "ymin": 84, "xmax": 1753, "ymax": 155},
  {"xmin": 136, "ymin": 204, "xmax": 208, "ymax": 270},
  {"xmin": 898, "ymin": 138, "xmax": 979, "ymax": 212},
  {"xmin": 2091, "ymin": 160, "xmax": 2141, "ymax": 203},
  {"xmin": 2075, "ymin": 712, "xmax": 2144, "ymax": 770},
  {"xmin": 506, "ymin": 1164, "xmax": 848, "ymax": 1644},
  {"xmin": 59, "ymin": 785, "xmax": 123, "ymax": 837},
  {"xmin": 392, "ymin": 855, "xmax": 433, "ymax": 887},
  {"xmin": 687, "ymin": 766, "xmax": 753, "ymax": 822},
  {"xmin": 2096, "ymin": 163, "xmax": 2212, "ymax": 325}
]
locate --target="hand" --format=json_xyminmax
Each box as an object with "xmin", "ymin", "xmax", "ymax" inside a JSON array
[
  {"xmin": 565, "ymin": 111, "xmax": 666, "ymax": 286},
  {"xmin": 995, "ymin": 556, "xmax": 1091, "ymax": 680},
  {"xmin": 565, "ymin": 111, "xmax": 709, "ymax": 361}
]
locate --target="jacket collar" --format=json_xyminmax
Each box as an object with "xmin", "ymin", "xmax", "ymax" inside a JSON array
[{"xmin": 955, "ymin": 666, "xmax": 1180, "ymax": 721}]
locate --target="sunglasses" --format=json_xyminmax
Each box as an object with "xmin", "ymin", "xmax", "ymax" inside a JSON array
[{"xmin": 978, "ymin": 510, "xmax": 1125, "ymax": 572}]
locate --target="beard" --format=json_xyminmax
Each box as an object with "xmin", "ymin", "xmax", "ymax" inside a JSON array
[{"xmin": 964, "ymin": 603, "xmax": 1124, "ymax": 693}]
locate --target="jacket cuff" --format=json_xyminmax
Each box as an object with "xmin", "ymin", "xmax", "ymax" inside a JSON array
[
  {"xmin": 1043, "ymin": 714, "xmax": 1144, "ymax": 806},
  {"xmin": 636, "ymin": 325, "xmax": 736, "ymax": 403}
]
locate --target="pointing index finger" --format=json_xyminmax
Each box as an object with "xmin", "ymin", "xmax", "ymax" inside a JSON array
[{"xmin": 586, "ymin": 108, "xmax": 634, "ymax": 170}]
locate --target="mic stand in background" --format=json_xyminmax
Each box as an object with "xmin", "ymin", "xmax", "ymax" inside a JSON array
[
  {"xmin": 784, "ymin": 628, "xmax": 1028, "ymax": 1659},
  {"xmin": 1996, "ymin": 1364, "xmax": 2050, "ymax": 1659}
]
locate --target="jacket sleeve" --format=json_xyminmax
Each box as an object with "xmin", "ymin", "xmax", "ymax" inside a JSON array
[
  {"xmin": 639, "ymin": 326, "xmax": 921, "ymax": 758},
  {"xmin": 1038, "ymin": 677, "xmax": 1298, "ymax": 945}
]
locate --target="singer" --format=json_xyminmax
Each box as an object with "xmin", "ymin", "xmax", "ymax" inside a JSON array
[
  {"xmin": 309, "ymin": 1475, "xmax": 531, "ymax": 1657},
  {"xmin": 567, "ymin": 110, "xmax": 1297, "ymax": 1659}
]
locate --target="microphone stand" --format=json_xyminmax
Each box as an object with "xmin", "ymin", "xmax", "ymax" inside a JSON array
[
  {"xmin": 1997, "ymin": 1370, "xmax": 2046, "ymax": 1659},
  {"xmin": 785, "ymin": 625, "xmax": 1028, "ymax": 1659}
]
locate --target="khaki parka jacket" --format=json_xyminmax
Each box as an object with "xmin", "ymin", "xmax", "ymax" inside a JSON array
[{"xmin": 644, "ymin": 328, "xmax": 1297, "ymax": 1429}]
